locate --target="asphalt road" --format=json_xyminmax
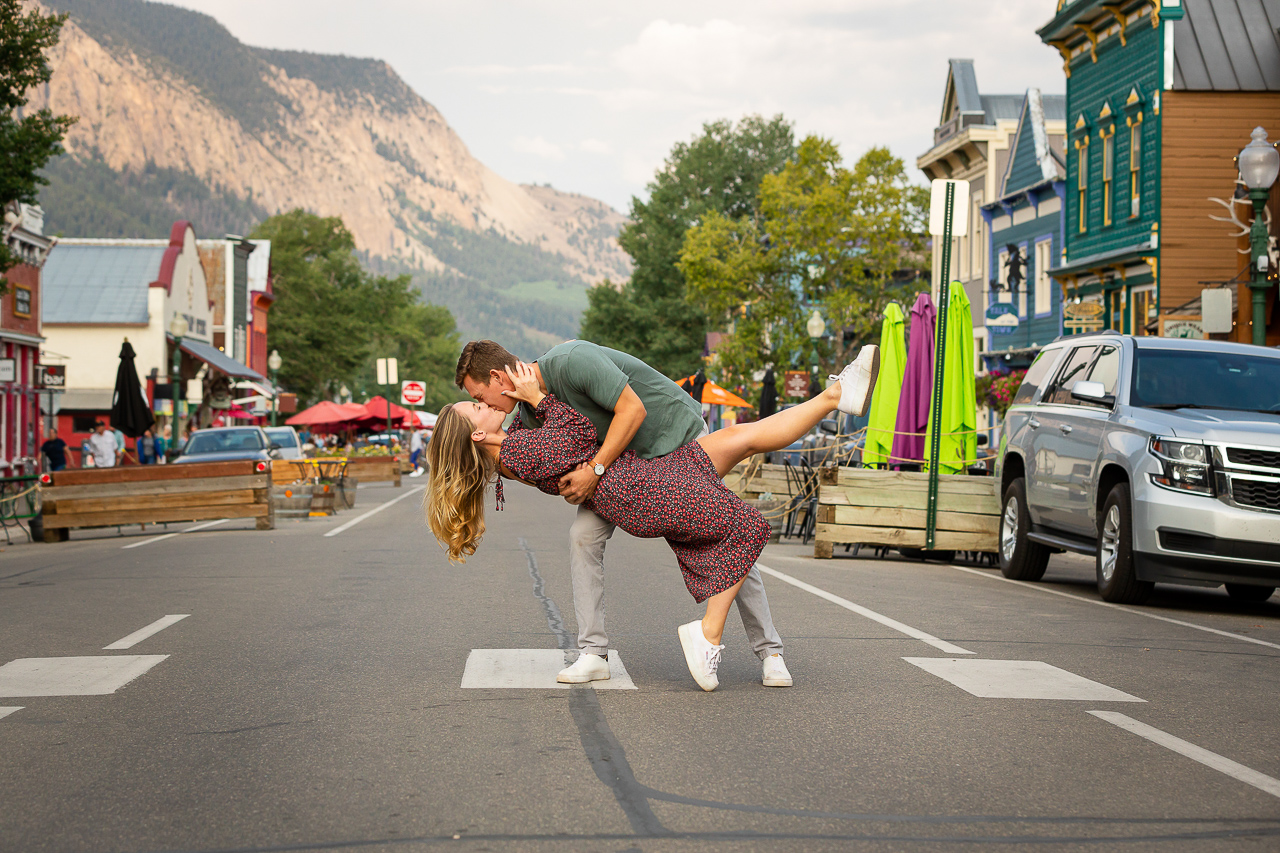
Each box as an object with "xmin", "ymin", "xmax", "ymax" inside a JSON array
[{"xmin": 1, "ymin": 481, "xmax": 1278, "ymax": 852}]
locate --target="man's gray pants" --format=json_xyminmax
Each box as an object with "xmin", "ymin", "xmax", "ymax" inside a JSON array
[{"xmin": 569, "ymin": 504, "xmax": 785, "ymax": 660}]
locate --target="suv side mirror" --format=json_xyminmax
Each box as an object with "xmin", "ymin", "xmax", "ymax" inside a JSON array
[
  {"xmin": 976, "ymin": 434, "xmax": 989, "ymax": 447},
  {"xmin": 819, "ymin": 418, "xmax": 838, "ymax": 435},
  {"xmin": 1071, "ymin": 380, "xmax": 1114, "ymax": 406}
]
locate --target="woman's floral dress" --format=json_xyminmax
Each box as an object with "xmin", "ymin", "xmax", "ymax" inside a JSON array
[{"xmin": 500, "ymin": 395, "xmax": 771, "ymax": 603}]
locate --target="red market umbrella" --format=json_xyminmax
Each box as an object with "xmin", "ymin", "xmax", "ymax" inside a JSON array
[
  {"xmin": 675, "ymin": 376, "xmax": 754, "ymax": 408},
  {"xmin": 357, "ymin": 396, "xmax": 412, "ymax": 428},
  {"xmin": 288, "ymin": 400, "xmax": 361, "ymax": 427}
]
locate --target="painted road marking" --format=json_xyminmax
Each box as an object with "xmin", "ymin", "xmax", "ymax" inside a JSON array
[
  {"xmin": 0, "ymin": 656, "xmax": 168, "ymax": 697},
  {"xmin": 121, "ymin": 518, "xmax": 230, "ymax": 549},
  {"xmin": 103, "ymin": 614, "xmax": 189, "ymax": 650},
  {"xmin": 757, "ymin": 563, "xmax": 975, "ymax": 655},
  {"xmin": 1090, "ymin": 711, "xmax": 1280, "ymax": 798},
  {"xmin": 951, "ymin": 565, "xmax": 1280, "ymax": 652},
  {"xmin": 461, "ymin": 650, "xmax": 637, "ymax": 690},
  {"xmin": 324, "ymin": 485, "xmax": 426, "ymax": 538},
  {"xmin": 0, "ymin": 707, "xmax": 21, "ymax": 720},
  {"xmin": 904, "ymin": 658, "xmax": 1145, "ymax": 701}
]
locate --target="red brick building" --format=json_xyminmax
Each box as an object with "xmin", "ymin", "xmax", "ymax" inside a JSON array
[{"xmin": 0, "ymin": 203, "xmax": 55, "ymax": 477}]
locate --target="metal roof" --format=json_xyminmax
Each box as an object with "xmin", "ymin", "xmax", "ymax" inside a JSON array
[
  {"xmin": 179, "ymin": 338, "xmax": 265, "ymax": 381},
  {"xmin": 1173, "ymin": 0, "xmax": 1280, "ymax": 91},
  {"xmin": 980, "ymin": 94, "xmax": 1028, "ymax": 123},
  {"xmin": 41, "ymin": 244, "xmax": 166, "ymax": 324}
]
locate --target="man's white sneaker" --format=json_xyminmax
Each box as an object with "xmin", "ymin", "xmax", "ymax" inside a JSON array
[
  {"xmin": 761, "ymin": 654, "xmax": 793, "ymax": 687},
  {"xmin": 556, "ymin": 652, "xmax": 611, "ymax": 684},
  {"xmin": 678, "ymin": 620, "xmax": 724, "ymax": 692},
  {"xmin": 409, "ymin": 468, "xmax": 424, "ymax": 478},
  {"xmin": 830, "ymin": 345, "xmax": 880, "ymax": 416}
]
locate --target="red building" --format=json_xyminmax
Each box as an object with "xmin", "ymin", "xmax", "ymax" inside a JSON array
[{"xmin": 1, "ymin": 203, "xmax": 54, "ymax": 477}]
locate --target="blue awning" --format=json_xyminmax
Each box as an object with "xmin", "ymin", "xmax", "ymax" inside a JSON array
[{"xmin": 177, "ymin": 337, "xmax": 265, "ymax": 381}]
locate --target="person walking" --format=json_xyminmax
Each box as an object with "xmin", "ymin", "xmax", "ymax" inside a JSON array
[
  {"xmin": 87, "ymin": 422, "xmax": 118, "ymax": 468},
  {"xmin": 429, "ymin": 351, "xmax": 878, "ymax": 691},
  {"xmin": 455, "ymin": 340, "xmax": 795, "ymax": 688},
  {"xmin": 136, "ymin": 429, "xmax": 158, "ymax": 465},
  {"xmin": 40, "ymin": 427, "xmax": 69, "ymax": 472},
  {"xmin": 409, "ymin": 428, "xmax": 425, "ymax": 477}
]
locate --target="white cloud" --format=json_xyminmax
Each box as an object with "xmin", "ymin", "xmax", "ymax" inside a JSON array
[
  {"xmin": 511, "ymin": 135, "xmax": 566, "ymax": 161},
  {"xmin": 580, "ymin": 138, "xmax": 611, "ymax": 154}
]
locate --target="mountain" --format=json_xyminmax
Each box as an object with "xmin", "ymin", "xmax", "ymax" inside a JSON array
[{"xmin": 29, "ymin": 0, "xmax": 631, "ymax": 358}]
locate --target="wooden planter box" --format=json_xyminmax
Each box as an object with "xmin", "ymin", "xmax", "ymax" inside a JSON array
[
  {"xmin": 41, "ymin": 460, "xmax": 274, "ymax": 540},
  {"xmin": 814, "ymin": 467, "xmax": 999, "ymax": 558},
  {"xmin": 726, "ymin": 457, "xmax": 791, "ymax": 500},
  {"xmin": 343, "ymin": 455, "xmax": 401, "ymax": 486}
]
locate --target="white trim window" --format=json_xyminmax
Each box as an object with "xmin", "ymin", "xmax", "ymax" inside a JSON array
[{"xmin": 1035, "ymin": 239, "xmax": 1054, "ymax": 317}]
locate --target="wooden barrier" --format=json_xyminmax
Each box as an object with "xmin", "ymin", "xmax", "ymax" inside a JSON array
[
  {"xmin": 726, "ymin": 457, "xmax": 790, "ymax": 500},
  {"xmin": 272, "ymin": 460, "xmax": 309, "ymax": 485},
  {"xmin": 343, "ymin": 455, "xmax": 401, "ymax": 487},
  {"xmin": 40, "ymin": 460, "xmax": 274, "ymax": 540},
  {"xmin": 813, "ymin": 467, "xmax": 998, "ymax": 558}
]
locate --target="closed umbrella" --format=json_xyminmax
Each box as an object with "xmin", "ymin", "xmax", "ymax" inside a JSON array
[
  {"xmin": 891, "ymin": 293, "xmax": 936, "ymax": 467},
  {"xmin": 675, "ymin": 376, "xmax": 754, "ymax": 408},
  {"xmin": 925, "ymin": 284, "xmax": 977, "ymax": 475},
  {"xmin": 758, "ymin": 367, "xmax": 777, "ymax": 419},
  {"xmin": 863, "ymin": 303, "xmax": 907, "ymax": 467},
  {"xmin": 110, "ymin": 340, "xmax": 154, "ymax": 438}
]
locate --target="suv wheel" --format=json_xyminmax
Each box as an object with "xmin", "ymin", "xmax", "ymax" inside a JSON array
[
  {"xmin": 1225, "ymin": 584, "xmax": 1276, "ymax": 603},
  {"xmin": 999, "ymin": 478, "xmax": 1049, "ymax": 581},
  {"xmin": 1096, "ymin": 483, "xmax": 1152, "ymax": 604}
]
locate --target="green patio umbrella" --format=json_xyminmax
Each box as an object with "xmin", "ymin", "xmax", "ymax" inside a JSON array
[
  {"xmin": 862, "ymin": 303, "xmax": 906, "ymax": 467},
  {"xmin": 925, "ymin": 284, "xmax": 976, "ymax": 475}
]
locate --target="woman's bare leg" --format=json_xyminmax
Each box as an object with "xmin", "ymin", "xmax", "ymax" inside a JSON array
[
  {"xmin": 698, "ymin": 383, "xmax": 841, "ymax": 477},
  {"xmin": 701, "ymin": 575, "xmax": 747, "ymax": 645}
]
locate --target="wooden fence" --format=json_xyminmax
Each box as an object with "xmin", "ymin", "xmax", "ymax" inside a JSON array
[
  {"xmin": 814, "ymin": 468, "xmax": 999, "ymax": 558},
  {"xmin": 40, "ymin": 460, "xmax": 274, "ymax": 541},
  {"xmin": 344, "ymin": 456, "xmax": 401, "ymax": 487}
]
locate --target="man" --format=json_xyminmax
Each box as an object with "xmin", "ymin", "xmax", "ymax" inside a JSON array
[
  {"xmin": 40, "ymin": 427, "xmax": 69, "ymax": 471},
  {"xmin": 409, "ymin": 428, "xmax": 426, "ymax": 477},
  {"xmin": 87, "ymin": 422, "xmax": 118, "ymax": 469},
  {"xmin": 456, "ymin": 339, "xmax": 792, "ymax": 688}
]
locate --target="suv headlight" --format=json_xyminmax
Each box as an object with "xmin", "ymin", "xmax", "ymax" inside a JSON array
[{"xmin": 1149, "ymin": 437, "xmax": 1214, "ymax": 496}]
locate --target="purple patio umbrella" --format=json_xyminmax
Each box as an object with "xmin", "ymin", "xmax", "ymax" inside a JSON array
[{"xmin": 890, "ymin": 292, "xmax": 936, "ymax": 468}]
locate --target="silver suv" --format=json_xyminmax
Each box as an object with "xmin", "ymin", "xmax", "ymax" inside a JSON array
[{"xmin": 996, "ymin": 334, "xmax": 1280, "ymax": 604}]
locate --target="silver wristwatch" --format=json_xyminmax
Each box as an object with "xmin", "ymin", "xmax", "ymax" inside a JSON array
[{"xmin": 592, "ymin": 462, "xmax": 606, "ymax": 476}]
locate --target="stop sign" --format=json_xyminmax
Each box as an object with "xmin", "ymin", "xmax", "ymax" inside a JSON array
[{"xmin": 401, "ymin": 380, "xmax": 426, "ymax": 406}]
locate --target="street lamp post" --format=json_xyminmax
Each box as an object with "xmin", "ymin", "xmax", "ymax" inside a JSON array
[
  {"xmin": 806, "ymin": 309, "xmax": 826, "ymax": 395},
  {"xmin": 169, "ymin": 315, "xmax": 188, "ymax": 458},
  {"xmin": 1238, "ymin": 126, "xmax": 1280, "ymax": 347},
  {"xmin": 267, "ymin": 349, "xmax": 283, "ymax": 427}
]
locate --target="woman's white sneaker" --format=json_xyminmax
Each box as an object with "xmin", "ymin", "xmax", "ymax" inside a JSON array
[
  {"xmin": 830, "ymin": 345, "xmax": 880, "ymax": 416},
  {"xmin": 678, "ymin": 620, "xmax": 723, "ymax": 692},
  {"xmin": 761, "ymin": 654, "xmax": 793, "ymax": 687},
  {"xmin": 556, "ymin": 652, "xmax": 611, "ymax": 683}
]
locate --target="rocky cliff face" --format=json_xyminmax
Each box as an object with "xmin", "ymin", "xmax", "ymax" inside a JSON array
[{"xmin": 28, "ymin": 0, "xmax": 629, "ymax": 353}]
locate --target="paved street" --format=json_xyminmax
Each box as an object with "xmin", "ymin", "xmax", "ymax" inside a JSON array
[{"xmin": 1, "ymin": 482, "xmax": 1278, "ymax": 852}]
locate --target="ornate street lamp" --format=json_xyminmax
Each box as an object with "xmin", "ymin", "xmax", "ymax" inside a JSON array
[
  {"xmin": 267, "ymin": 349, "xmax": 283, "ymax": 427},
  {"xmin": 1238, "ymin": 126, "xmax": 1279, "ymax": 346},
  {"xmin": 168, "ymin": 314, "xmax": 188, "ymax": 458},
  {"xmin": 806, "ymin": 310, "xmax": 826, "ymax": 393}
]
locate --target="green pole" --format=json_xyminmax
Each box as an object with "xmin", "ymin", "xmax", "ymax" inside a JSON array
[
  {"xmin": 925, "ymin": 183, "xmax": 956, "ymax": 550},
  {"xmin": 1248, "ymin": 189, "xmax": 1271, "ymax": 347},
  {"xmin": 171, "ymin": 338, "xmax": 182, "ymax": 459}
]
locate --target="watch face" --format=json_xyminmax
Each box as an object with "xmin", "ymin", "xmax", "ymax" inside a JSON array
[{"xmin": 594, "ymin": 463, "xmax": 605, "ymax": 475}]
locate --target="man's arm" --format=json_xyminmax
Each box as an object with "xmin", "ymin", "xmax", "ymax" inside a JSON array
[{"xmin": 558, "ymin": 384, "xmax": 646, "ymax": 505}]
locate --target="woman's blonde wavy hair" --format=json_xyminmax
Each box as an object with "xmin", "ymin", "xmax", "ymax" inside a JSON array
[{"xmin": 425, "ymin": 403, "xmax": 498, "ymax": 562}]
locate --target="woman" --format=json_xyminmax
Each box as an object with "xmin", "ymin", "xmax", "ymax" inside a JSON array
[{"xmin": 426, "ymin": 348, "xmax": 879, "ymax": 691}]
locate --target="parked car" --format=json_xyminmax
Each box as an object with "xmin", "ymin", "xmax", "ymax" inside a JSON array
[
  {"xmin": 995, "ymin": 333, "xmax": 1280, "ymax": 604},
  {"xmin": 173, "ymin": 426, "xmax": 280, "ymax": 465},
  {"xmin": 263, "ymin": 426, "xmax": 303, "ymax": 460}
]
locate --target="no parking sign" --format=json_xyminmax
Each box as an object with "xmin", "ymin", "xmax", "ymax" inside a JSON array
[{"xmin": 401, "ymin": 380, "xmax": 426, "ymax": 406}]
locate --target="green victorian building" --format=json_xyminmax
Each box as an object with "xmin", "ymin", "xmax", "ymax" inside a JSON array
[{"xmin": 1038, "ymin": 0, "xmax": 1280, "ymax": 343}]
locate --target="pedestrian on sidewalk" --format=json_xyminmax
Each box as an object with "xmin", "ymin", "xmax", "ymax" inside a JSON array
[
  {"xmin": 409, "ymin": 428, "xmax": 425, "ymax": 477},
  {"xmin": 41, "ymin": 427, "xmax": 69, "ymax": 472},
  {"xmin": 431, "ymin": 347, "xmax": 879, "ymax": 692},
  {"xmin": 87, "ymin": 422, "xmax": 119, "ymax": 468}
]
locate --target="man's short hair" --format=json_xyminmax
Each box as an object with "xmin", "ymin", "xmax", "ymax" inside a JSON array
[{"xmin": 455, "ymin": 340, "xmax": 518, "ymax": 389}]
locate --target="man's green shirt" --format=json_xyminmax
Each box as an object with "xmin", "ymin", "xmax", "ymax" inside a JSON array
[{"xmin": 516, "ymin": 341, "xmax": 704, "ymax": 459}]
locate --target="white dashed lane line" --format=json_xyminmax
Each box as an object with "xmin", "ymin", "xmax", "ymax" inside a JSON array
[
  {"xmin": 1090, "ymin": 711, "xmax": 1280, "ymax": 799},
  {"xmin": 324, "ymin": 485, "xmax": 426, "ymax": 537},
  {"xmin": 121, "ymin": 518, "xmax": 230, "ymax": 549},
  {"xmin": 904, "ymin": 657, "xmax": 1145, "ymax": 702},
  {"xmin": 950, "ymin": 565, "xmax": 1280, "ymax": 651},
  {"xmin": 756, "ymin": 563, "xmax": 975, "ymax": 655},
  {"xmin": 103, "ymin": 615, "xmax": 189, "ymax": 650},
  {"xmin": 0, "ymin": 707, "xmax": 22, "ymax": 720}
]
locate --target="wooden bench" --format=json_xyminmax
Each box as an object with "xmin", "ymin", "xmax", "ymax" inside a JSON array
[
  {"xmin": 813, "ymin": 467, "xmax": 999, "ymax": 558},
  {"xmin": 40, "ymin": 460, "xmax": 274, "ymax": 541}
]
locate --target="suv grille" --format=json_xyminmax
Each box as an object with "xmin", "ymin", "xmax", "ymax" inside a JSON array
[
  {"xmin": 1232, "ymin": 478, "xmax": 1280, "ymax": 511},
  {"xmin": 1226, "ymin": 447, "xmax": 1280, "ymax": 471}
]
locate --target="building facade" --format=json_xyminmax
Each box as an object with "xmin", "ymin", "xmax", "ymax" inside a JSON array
[
  {"xmin": 1038, "ymin": 0, "xmax": 1280, "ymax": 341},
  {"xmin": 0, "ymin": 203, "xmax": 54, "ymax": 476}
]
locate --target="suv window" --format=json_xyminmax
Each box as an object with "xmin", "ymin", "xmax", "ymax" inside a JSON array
[
  {"xmin": 1080, "ymin": 345, "xmax": 1121, "ymax": 406},
  {"xmin": 1044, "ymin": 345, "xmax": 1099, "ymax": 405},
  {"xmin": 1011, "ymin": 349, "xmax": 1060, "ymax": 405}
]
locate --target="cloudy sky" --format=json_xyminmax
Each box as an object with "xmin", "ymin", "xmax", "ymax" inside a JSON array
[{"xmin": 170, "ymin": 0, "xmax": 1065, "ymax": 213}]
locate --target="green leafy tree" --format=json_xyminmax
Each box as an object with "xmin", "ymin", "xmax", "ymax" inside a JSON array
[
  {"xmin": 579, "ymin": 114, "xmax": 794, "ymax": 378},
  {"xmin": 680, "ymin": 137, "xmax": 929, "ymax": 391},
  {"xmin": 251, "ymin": 209, "xmax": 461, "ymax": 408},
  {"xmin": 0, "ymin": 0, "xmax": 76, "ymax": 283}
]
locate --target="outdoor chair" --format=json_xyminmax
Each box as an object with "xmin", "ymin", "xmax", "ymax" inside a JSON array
[{"xmin": 782, "ymin": 457, "xmax": 820, "ymax": 544}]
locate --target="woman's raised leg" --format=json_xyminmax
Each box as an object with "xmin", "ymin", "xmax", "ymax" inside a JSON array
[{"xmin": 697, "ymin": 384, "xmax": 840, "ymax": 477}]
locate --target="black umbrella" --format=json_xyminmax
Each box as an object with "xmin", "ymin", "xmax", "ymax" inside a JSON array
[
  {"xmin": 110, "ymin": 340, "xmax": 155, "ymax": 438},
  {"xmin": 758, "ymin": 367, "xmax": 777, "ymax": 419}
]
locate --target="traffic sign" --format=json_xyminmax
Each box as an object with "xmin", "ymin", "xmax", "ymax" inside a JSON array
[{"xmin": 401, "ymin": 380, "xmax": 426, "ymax": 406}]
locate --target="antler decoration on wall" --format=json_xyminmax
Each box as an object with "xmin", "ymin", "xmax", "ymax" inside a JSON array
[{"xmin": 1207, "ymin": 195, "xmax": 1277, "ymax": 270}]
